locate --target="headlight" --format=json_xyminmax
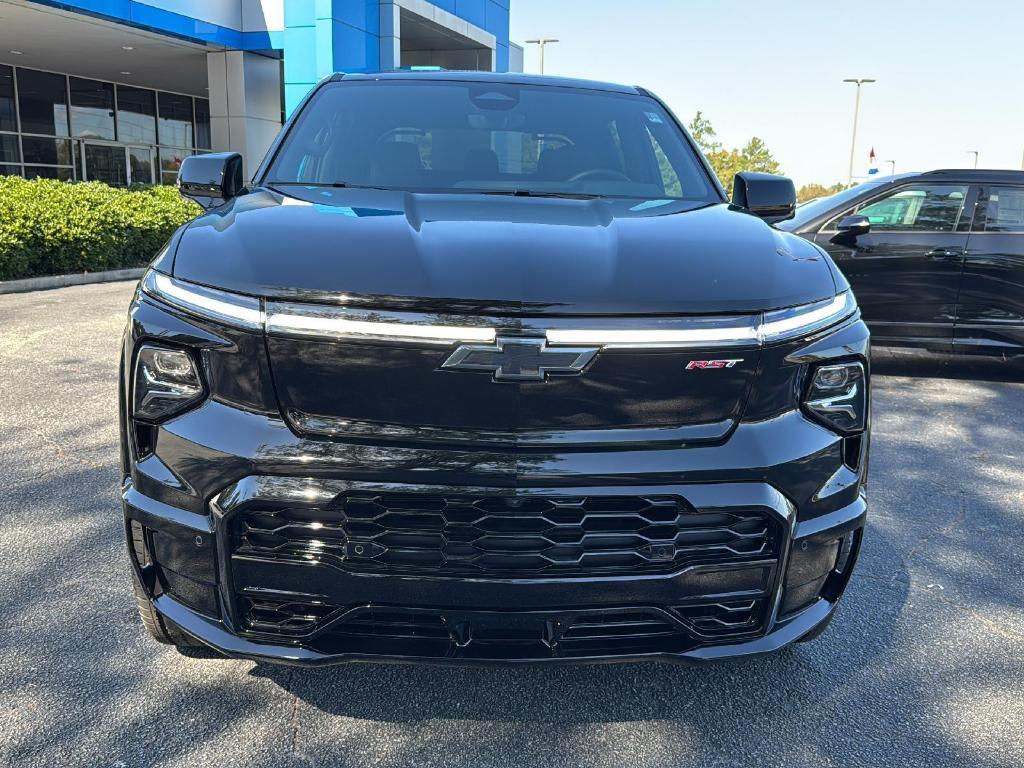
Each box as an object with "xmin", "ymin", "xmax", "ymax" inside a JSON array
[
  {"xmin": 133, "ymin": 344, "xmax": 205, "ymax": 422},
  {"xmin": 803, "ymin": 360, "xmax": 867, "ymax": 434}
]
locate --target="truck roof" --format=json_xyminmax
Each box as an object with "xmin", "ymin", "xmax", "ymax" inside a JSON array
[{"xmin": 332, "ymin": 70, "xmax": 642, "ymax": 96}]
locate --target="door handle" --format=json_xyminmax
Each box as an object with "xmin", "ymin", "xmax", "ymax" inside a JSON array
[{"xmin": 925, "ymin": 248, "xmax": 962, "ymax": 260}]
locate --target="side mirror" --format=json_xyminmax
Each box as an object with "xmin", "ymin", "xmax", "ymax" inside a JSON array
[
  {"xmin": 177, "ymin": 152, "xmax": 244, "ymax": 210},
  {"xmin": 732, "ymin": 171, "xmax": 796, "ymax": 224},
  {"xmin": 836, "ymin": 214, "xmax": 871, "ymax": 237}
]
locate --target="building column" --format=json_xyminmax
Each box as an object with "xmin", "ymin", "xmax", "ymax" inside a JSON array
[
  {"xmin": 283, "ymin": 0, "xmax": 382, "ymax": 117},
  {"xmin": 379, "ymin": 2, "xmax": 401, "ymax": 71},
  {"xmin": 207, "ymin": 50, "xmax": 282, "ymax": 178}
]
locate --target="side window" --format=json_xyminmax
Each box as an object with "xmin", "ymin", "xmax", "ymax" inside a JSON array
[
  {"xmin": 855, "ymin": 184, "xmax": 968, "ymax": 232},
  {"xmin": 984, "ymin": 187, "xmax": 1024, "ymax": 232}
]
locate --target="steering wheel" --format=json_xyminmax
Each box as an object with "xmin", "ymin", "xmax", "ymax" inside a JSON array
[{"xmin": 567, "ymin": 168, "xmax": 632, "ymax": 183}]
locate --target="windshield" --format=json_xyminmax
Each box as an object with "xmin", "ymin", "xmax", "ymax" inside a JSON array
[
  {"xmin": 266, "ymin": 80, "xmax": 718, "ymax": 202},
  {"xmin": 783, "ymin": 181, "xmax": 887, "ymax": 229}
]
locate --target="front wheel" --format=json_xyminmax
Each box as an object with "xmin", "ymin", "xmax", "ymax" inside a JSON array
[
  {"xmin": 129, "ymin": 521, "xmax": 198, "ymax": 647},
  {"xmin": 130, "ymin": 568, "xmax": 197, "ymax": 647}
]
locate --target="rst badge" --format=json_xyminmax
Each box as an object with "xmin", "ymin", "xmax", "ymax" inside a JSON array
[{"xmin": 686, "ymin": 359, "xmax": 744, "ymax": 370}]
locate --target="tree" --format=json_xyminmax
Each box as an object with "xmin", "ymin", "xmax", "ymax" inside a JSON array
[
  {"xmin": 796, "ymin": 181, "xmax": 847, "ymax": 203},
  {"xmin": 687, "ymin": 112, "xmax": 780, "ymax": 194}
]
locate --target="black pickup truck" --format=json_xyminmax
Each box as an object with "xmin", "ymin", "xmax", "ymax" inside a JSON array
[{"xmin": 120, "ymin": 71, "xmax": 868, "ymax": 666}]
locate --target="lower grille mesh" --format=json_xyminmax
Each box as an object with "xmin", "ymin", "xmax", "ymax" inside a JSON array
[
  {"xmin": 233, "ymin": 492, "xmax": 778, "ymax": 578},
  {"xmin": 237, "ymin": 601, "xmax": 761, "ymax": 659}
]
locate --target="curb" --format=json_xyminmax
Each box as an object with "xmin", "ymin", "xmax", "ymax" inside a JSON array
[{"xmin": 0, "ymin": 268, "xmax": 145, "ymax": 296}]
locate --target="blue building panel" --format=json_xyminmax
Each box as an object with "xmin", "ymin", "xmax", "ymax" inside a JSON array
[
  {"xmin": 453, "ymin": 0, "xmax": 487, "ymax": 30},
  {"xmin": 484, "ymin": 0, "xmax": 509, "ymax": 44},
  {"xmin": 285, "ymin": 0, "xmax": 318, "ymax": 27},
  {"xmin": 320, "ymin": 0, "xmax": 381, "ymax": 35},
  {"xmin": 329, "ymin": 20, "xmax": 381, "ymax": 71},
  {"xmin": 431, "ymin": 0, "xmax": 458, "ymax": 14},
  {"xmin": 37, "ymin": 1, "xmax": 511, "ymax": 117},
  {"xmin": 32, "ymin": 0, "xmax": 277, "ymax": 49}
]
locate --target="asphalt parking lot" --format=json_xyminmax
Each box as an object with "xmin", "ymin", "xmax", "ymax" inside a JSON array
[{"xmin": 1, "ymin": 281, "xmax": 1022, "ymax": 768}]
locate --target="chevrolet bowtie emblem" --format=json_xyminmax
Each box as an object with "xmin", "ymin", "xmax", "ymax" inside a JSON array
[{"xmin": 441, "ymin": 337, "xmax": 598, "ymax": 382}]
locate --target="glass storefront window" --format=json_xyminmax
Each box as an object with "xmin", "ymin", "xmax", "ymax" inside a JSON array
[
  {"xmin": 0, "ymin": 133, "xmax": 19, "ymax": 163},
  {"xmin": 21, "ymin": 136, "xmax": 73, "ymax": 166},
  {"xmin": 70, "ymin": 77, "xmax": 115, "ymax": 140},
  {"xmin": 128, "ymin": 146, "xmax": 155, "ymax": 185},
  {"xmin": 0, "ymin": 65, "xmax": 16, "ymax": 132},
  {"xmin": 159, "ymin": 146, "xmax": 191, "ymax": 185},
  {"xmin": 24, "ymin": 166, "xmax": 73, "ymax": 181},
  {"xmin": 1, "ymin": 66, "xmax": 211, "ymax": 186},
  {"xmin": 116, "ymin": 85, "xmax": 157, "ymax": 145},
  {"xmin": 158, "ymin": 92, "xmax": 193, "ymax": 148},
  {"xmin": 17, "ymin": 68, "xmax": 69, "ymax": 136},
  {"xmin": 194, "ymin": 97, "xmax": 211, "ymax": 150}
]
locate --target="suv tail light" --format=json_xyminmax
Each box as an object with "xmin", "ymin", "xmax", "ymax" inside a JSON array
[{"xmin": 803, "ymin": 361, "xmax": 867, "ymax": 435}]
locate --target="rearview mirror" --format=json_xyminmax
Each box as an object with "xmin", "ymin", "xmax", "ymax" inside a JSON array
[
  {"xmin": 731, "ymin": 172, "xmax": 797, "ymax": 224},
  {"xmin": 836, "ymin": 214, "xmax": 871, "ymax": 237},
  {"xmin": 177, "ymin": 152, "xmax": 244, "ymax": 210}
]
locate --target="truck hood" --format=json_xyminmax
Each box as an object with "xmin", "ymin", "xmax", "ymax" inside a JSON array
[{"xmin": 171, "ymin": 186, "xmax": 836, "ymax": 315}]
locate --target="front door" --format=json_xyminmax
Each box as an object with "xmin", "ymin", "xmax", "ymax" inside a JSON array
[{"xmin": 814, "ymin": 183, "xmax": 974, "ymax": 351}]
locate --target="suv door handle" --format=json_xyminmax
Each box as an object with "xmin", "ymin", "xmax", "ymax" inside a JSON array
[{"xmin": 925, "ymin": 248, "xmax": 963, "ymax": 260}]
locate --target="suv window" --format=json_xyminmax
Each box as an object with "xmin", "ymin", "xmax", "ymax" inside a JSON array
[
  {"xmin": 984, "ymin": 187, "xmax": 1024, "ymax": 232},
  {"xmin": 267, "ymin": 80, "xmax": 718, "ymax": 202},
  {"xmin": 854, "ymin": 184, "xmax": 968, "ymax": 232}
]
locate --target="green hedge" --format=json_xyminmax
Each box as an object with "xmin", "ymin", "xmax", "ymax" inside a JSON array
[{"xmin": 0, "ymin": 176, "xmax": 201, "ymax": 281}]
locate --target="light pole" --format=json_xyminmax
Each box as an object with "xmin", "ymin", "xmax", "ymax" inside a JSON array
[
  {"xmin": 966, "ymin": 150, "xmax": 979, "ymax": 168},
  {"xmin": 843, "ymin": 78, "xmax": 876, "ymax": 186},
  {"xmin": 885, "ymin": 159, "xmax": 896, "ymax": 177},
  {"xmin": 524, "ymin": 38, "xmax": 559, "ymax": 74}
]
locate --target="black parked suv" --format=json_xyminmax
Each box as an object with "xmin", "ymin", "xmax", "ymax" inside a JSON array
[
  {"xmin": 780, "ymin": 169, "xmax": 1024, "ymax": 358},
  {"xmin": 121, "ymin": 72, "xmax": 869, "ymax": 665}
]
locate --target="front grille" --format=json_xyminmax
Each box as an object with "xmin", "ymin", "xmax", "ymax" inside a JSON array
[{"xmin": 233, "ymin": 492, "xmax": 780, "ymax": 578}]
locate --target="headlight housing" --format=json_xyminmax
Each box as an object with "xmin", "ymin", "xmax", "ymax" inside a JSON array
[
  {"xmin": 803, "ymin": 360, "xmax": 867, "ymax": 434},
  {"xmin": 133, "ymin": 344, "xmax": 205, "ymax": 422}
]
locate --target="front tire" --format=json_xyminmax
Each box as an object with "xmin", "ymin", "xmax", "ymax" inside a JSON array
[
  {"xmin": 131, "ymin": 569, "xmax": 197, "ymax": 646},
  {"xmin": 129, "ymin": 521, "xmax": 197, "ymax": 647}
]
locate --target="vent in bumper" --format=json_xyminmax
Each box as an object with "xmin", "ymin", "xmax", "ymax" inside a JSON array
[
  {"xmin": 674, "ymin": 599, "xmax": 767, "ymax": 638},
  {"xmin": 237, "ymin": 602, "xmax": 766, "ymax": 660},
  {"xmin": 233, "ymin": 492, "xmax": 780, "ymax": 578}
]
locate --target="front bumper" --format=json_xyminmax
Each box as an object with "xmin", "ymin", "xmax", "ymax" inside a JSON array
[{"xmin": 123, "ymin": 400, "xmax": 866, "ymax": 666}]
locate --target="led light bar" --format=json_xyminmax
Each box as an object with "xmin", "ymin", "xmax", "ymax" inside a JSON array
[
  {"xmin": 265, "ymin": 302, "xmax": 496, "ymax": 344},
  {"xmin": 141, "ymin": 271, "xmax": 263, "ymax": 330},
  {"xmin": 546, "ymin": 324, "xmax": 759, "ymax": 348},
  {"xmin": 758, "ymin": 292, "xmax": 856, "ymax": 343},
  {"xmin": 143, "ymin": 270, "xmax": 856, "ymax": 348}
]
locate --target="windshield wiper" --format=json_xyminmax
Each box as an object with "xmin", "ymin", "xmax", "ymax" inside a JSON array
[
  {"xmin": 479, "ymin": 188, "xmax": 603, "ymax": 200},
  {"xmin": 267, "ymin": 181, "xmax": 383, "ymax": 190}
]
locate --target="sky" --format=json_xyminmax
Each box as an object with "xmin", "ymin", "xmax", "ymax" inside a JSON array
[{"xmin": 509, "ymin": 0, "xmax": 1024, "ymax": 188}]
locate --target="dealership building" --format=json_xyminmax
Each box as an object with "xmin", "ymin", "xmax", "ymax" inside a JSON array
[{"xmin": 0, "ymin": 0, "xmax": 519, "ymax": 184}]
